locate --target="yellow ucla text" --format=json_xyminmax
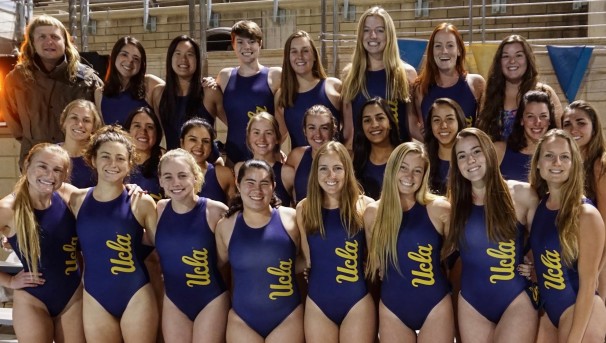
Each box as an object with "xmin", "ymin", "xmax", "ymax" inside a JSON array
[
  {"xmin": 267, "ymin": 258, "xmax": 294, "ymax": 300},
  {"xmin": 486, "ymin": 239, "xmax": 516, "ymax": 284},
  {"xmin": 408, "ymin": 244, "xmax": 435, "ymax": 287},
  {"xmin": 541, "ymin": 249, "xmax": 565, "ymax": 290},
  {"xmin": 62, "ymin": 236, "xmax": 79, "ymax": 275},
  {"xmin": 182, "ymin": 249, "xmax": 211, "ymax": 287},
  {"xmin": 247, "ymin": 106, "xmax": 269, "ymax": 119},
  {"xmin": 388, "ymin": 100, "xmax": 399, "ymax": 125},
  {"xmin": 106, "ymin": 233, "xmax": 136, "ymax": 274},
  {"xmin": 335, "ymin": 240, "xmax": 359, "ymax": 283}
]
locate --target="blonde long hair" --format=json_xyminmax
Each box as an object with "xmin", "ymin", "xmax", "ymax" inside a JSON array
[
  {"xmin": 367, "ymin": 142, "xmax": 437, "ymax": 281},
  {"xmin": 341, "ymin": 6, "xmax": 410, "ymax": 104},
  {"xmin": 13, "ymin": 144, "xmax": 71, "ymax": 279},
  {"xmin": 529, "ymin": 129, "xmax": 584, "ymax": 266},
  {"xmin": 302, "ymin": 141, "xmax": 363, "ymax": 237}
]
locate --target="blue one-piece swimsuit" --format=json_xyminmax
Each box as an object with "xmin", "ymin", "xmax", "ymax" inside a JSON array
[{"xmin": 228, "ymin": 209, "xmax": 300, "ymax": 337}]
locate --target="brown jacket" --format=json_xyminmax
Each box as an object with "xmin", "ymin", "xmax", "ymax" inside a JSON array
[{"xmin": 1, "ymin": 58, "xmax": 103, "ymax": 166}]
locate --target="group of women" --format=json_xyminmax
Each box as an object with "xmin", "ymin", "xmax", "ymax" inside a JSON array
[{"xmin": 0, "ymin": 4, "xmax": 605, "ymax": 343}]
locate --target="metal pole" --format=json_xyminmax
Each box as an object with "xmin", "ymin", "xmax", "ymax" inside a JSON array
[
  {"xmin": 320, "ymin": 0, "xmax": 327, "ymax": 68},
  {"xmin": 188, "ymin": 0, "xmax": 195, "ymax": 38},
  {"xmin": 332, "ymin": 0, "xmax": 337, "ymax": 75},
  {"xmin": 80, "ymin": 0, "xmax": 90, "ymax": 52},
  {"xmin": 200, "ymin": 0, "xmax": 208, "ymax": 76},
  {"xmin": 68, "ymin": 0, "xmax": 77, "ymax": 42},
  {"xmin": 481, "ymin": 0, "xmax": 486, "ymax": 42},
  {"xmin": 468, "ymin": 0, "xmax": 473, "ymax": 45}
]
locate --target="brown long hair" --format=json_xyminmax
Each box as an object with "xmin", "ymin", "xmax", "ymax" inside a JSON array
[
  {"xmin": 278, "ymin": 30, "xmax": 327, "ymax": 108},
  {"xmin": 563, "ymin": 100, "xmax": 606, "ymax": 202},
  {"xmin": 477, "ymin": 35, "xmax": 539, "ymax": 141},
  {"xmin": 444, "ymin": 128, "xmax": 517, "ymax": 255}
]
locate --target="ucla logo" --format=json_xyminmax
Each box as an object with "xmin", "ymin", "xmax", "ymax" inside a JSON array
[
  {"xmin": 541, "ymin": 249, "xmax": 565, "ymax": 290},
  {"xmin": 182, "ymin": 249, "xmax": 211, "ymax": 287},
  {"xmin": 335, "ymin": 240, "xmax": 359, "ymax": 283},
  {"xmin": 247, "ymin": 106, "xmax": 269, "ymax": 119},
  {"xmin": 267, "ymin": 258, "xmax": 294, "ymax": 300},
  {"xmin": 408, "ymin": 244, "xmax": 435, "ymax": 287},
  {"xmin": 486, "ymin": 240, "xmax": 516, "ymax": 284},
  {"xmin": 388, "ymin": 99, "xmax": 399, "ymax": 126},
  {"xmin": 465, "ymin": 116, "xmax": 473, "ymax": 128},
  {"xmin": 62, "ymin": 236, "xmax": 78, "ymax": 275},
  {"xmin": 106, "ymin": 234, "xmax": 136, "ymax": 274}
]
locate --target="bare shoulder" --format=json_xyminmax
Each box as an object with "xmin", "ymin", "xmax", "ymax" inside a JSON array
[
  {"xmin": 536, "ymin": 81, "xmax": 556, "ymax": 93},
  {"xmin": 468, "ymin": 73, "xmax": 486, "ymax": 91},
  {"xmin": 267, "ymin": 66, "xmax": 282, "ymax": 93},
  {"xmin": 68, "ymin": 186, "xmax": 90, "ymax": 216},
  {"xmin": 363, "ymin": 200, "xmax": 380, "ymax": 219},
  {"xmin": 325, "ymin": 76, "xmax": 342, "ymax": 89},
  {"xmin": 427, "ymin": 196, "xmax": 451, "ymax": 214},
  {"xmin": 233, "ymin": 162, "xmax": 244, "ymax": 179},
  {"xmin": 340, "ymin": 63, "xmax": 353, "ymax": 80},
  {"xmin": 278, "ymin": 205, "xmax": 296, "ymax": 220},
  {"xmin": 205, "ymin": 198, "xmax": 228, "ymax": 229},
  {"xmin": 580, "ymin": 203, "xmax": 605, "ymax": 236},
  {"xmin": 133, "ymin": 193, "xmax": 156, "ymax": 213},
  {"xmin": 268, "ymin": 66, "xmax": 282, "ymax": 78},
  {"xmin": 156, "ymin": 199, "xmax": 169, "ymax": 218},
  {"xmin": 216, "ymin": 67, "xmax": 235, "ymax": 91},
  {"xmin": 0, "ymin": 194, "xmax": 15, "ymax": 219},
  {"xmin": 285, "ymin": 147, "xmax": 306, "ymax": 168},
  {"xmin": 278, "ymin": 206, "xmax": 299, "ymax": 240},
  {"xmin": 216, "ymin": 213, "xmax": 236, "ymax": 236},
  {"xmin": 295, "ymin": 198, "xmax": 306, "ymax": 213},
  {"xmin": 359, "ymin": 195, "xmax": 374, "ymax": 208},
  {"xmin": 145, "ymin": 74, "xmax": 165, "ymax": 88},
  {"xmin": 206, "ymin": 198, "xmax": 229, "ymax": 216},
  {"xmin": 215, "ymin": 164, "xmax": 233, "ymax": 177},
  {"xmin": 508, "ymin": 180, "xmax": 539, "ymax": 206},
  {"xmin": 403, "ymin": 62, "xmax": 418, "ymax": 80}
]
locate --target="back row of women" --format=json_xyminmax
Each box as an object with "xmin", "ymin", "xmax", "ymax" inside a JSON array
[{"xmin": 3, "ymin": 122, "xmax": 605, "ymax": 343}]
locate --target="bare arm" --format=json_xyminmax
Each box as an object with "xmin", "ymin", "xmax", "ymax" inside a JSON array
[
  {"xmin": 342, "ymin": 101, "xmax": 354, "ymax": 152},
  {"xmin": 205, "ymin": 199, "xmax": 229, "ymax": 233},
  {"xmin": 144, "ymin": 74, "xmax": 165, "ymax": 105},
  {"xmin": 267, "ymin": 66, "xmax": 282, "ymax": 95},
  {"xmin": 274, "ymin": 89, "xmax": 289, "ymax": 144},
  {"xmin": 411, "ymin": 83, "xmax": 425, "ymax": 139},
  {"xmin": 150, "ymin": 84, "xmax": 164, "ymax": 117},
  {"xmin": 214, "ymin": 216, "xmax": 234, "ymax": 268},
  {"xmin": 593, "ymin": 162, "xmax": 606, "ymax": 302},
  {"xmin": 295, "ymin": 201, "xmax": 310, "ymax": 273},
  {"xmin": 94, "ymin": 87, "xmax": 104, "ymax": 120},
  {"xmin": 468, "ymin": 73, "xmax": 486, "ymax": 122},
  {"xmin": 216, "ymin": 165, "xmax": 236, "ymax": 201},
  {"xmin": 216, "ymin": 68, "xmax": 232, "ymax": 93},
  {"xmin": 204, "ymin": 86, "xmax": 227, "ymax": 125},
  {"xmin": 567, "ymin": 205, "xmax": 605, "ymax": 343},
  {"xmin": 133, "ymin": 193, "xmax": 157, "ymax": 246},
  {"xmin": 426, "ymin": 197, "xmax": 451, "ymax": 237}
]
